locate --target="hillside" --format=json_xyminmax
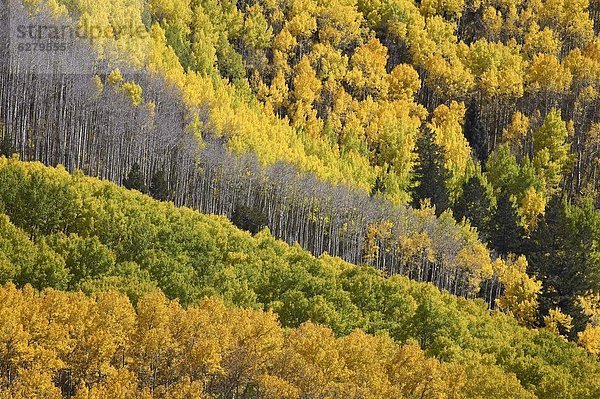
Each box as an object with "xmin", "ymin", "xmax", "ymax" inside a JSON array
[
  {"xmin": 1, "ymin": 0, "xmax": 598, "ymax": 339},
  {"xmin": 0, "ymin": 0, "xmax": 508, "ymax": 309},
  {"xmin": 0, "ymin": 0, "xmax": 599, "ymax": 397},
  {"xmin": 0, "ymin": 157, "xmax": 598, "ymax": 398}
]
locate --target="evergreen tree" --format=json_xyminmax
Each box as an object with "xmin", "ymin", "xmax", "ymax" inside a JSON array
[
  {"xmin": 464, "ymin": 100, "xmax": 488, "ymax": 165},
  {"xmin": 527, "ymin": 196, "xmax": 590, "ymax": 336},
  {"xmin": 411, "ymin": 127, "xmax": 451, "ymax": 215},
  {"xmin": 123, "ymin": 163, "xmax": 147, "ymax": 193},
  {"xmin": 231, "ymin": 203, "xmax": 268, "ymax": 234},
  {"xmin": 0, "ymin": 134, "xmax": 14, "ymax": 157},
  {"xmin": 489, "ymin": 193, "xmax": 524, "ymax": 255},
  {"xmin": 149, "ymin": 169, "xmax": 171, "ymax": 201},
  {"xmin": 453, "ymin": 175, "xmax": 492, "ymax": 240}
]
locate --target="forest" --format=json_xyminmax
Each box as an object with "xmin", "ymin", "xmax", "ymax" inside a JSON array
[
  {"xmin": 0, "ymin": 157, "xmax": 598, "ymax": 398},
  {"xmin": 0, "ymin": 0, "xmax": 599, "ymax": 396}
]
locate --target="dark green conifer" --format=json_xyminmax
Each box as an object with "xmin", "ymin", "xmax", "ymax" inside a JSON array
[
  {"xmin": 231, "ymin": 203, "xmax": 268, "ymax": 234},
  {"xmin": 0, "ymin": 134, "xmax": 14, "ymax": 157},
  {"xmin": 411, "ymin": 127, "xmax": 451, "ymax": 215},
  {"xmin": 489, "ymin": 193, "xmax": 524, "ymax": 255},
  {"xmin": 150, "ymin": 169, "xmax": 171, "ymax": 201},
  {"xmin": 527, "ymin": 196, "xmax": 591, "ymax": 336},
  {"xmin": 123, "ymin": 163, "xmax": 147, "ymax": 193},
  {"xmin": 453, "ymin": 175, "xmax": 493, "ymax": 240}
]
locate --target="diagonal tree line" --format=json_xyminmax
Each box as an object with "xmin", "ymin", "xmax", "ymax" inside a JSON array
[{"xmin": 0, "ymin": 1, "xmax": 504, "ymax": 304}]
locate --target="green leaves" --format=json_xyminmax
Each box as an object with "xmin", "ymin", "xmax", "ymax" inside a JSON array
[{"xmin": 0, "ymin": 159, "xmax": 598, "ymax": 398}]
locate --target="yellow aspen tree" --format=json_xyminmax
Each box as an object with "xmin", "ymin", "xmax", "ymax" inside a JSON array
[
  {"xmin": 4, "ymin": 366, "xmax": 62, "ymax": 399},
  {"xmin": 268, "ymin": 69, "xmax": 290, "ymax": 116},
  {"xmin": 523, "ymin": 24, "xmax": 561, "ymax": 57},
  {"xmin": 291, "ymin": 57, "xmax": 323, "ymax": 136},
  {"xmin": 496, "ymin": 256, "xmax": 542, "ymax": 326},
  {"xmin": 544, "ymin": 308, "xmax": 574, "ymax": 338},
  {"xmin": 242, "ymin": 4, "xmax": 273, "ymax": 50},
  {"xmin": 129, "ymin": 290, "xmax": 178, "ymax": 390},
  {"xmin": 520, "ymin": 186, "xmax": 546, "ymax": 234},
  {"xmin": 387, "ymin": 64, "xmax": 421, "ymax": 101},
  {"xmin": 346, "ymin": 37, "xmax": 389, "ymax": 100},
  {"xmin": 502, "ymin": 111, "xmax": 530, "ymax": 156},
  {"xmin": 387, "ymin": 343, "xmax": 465, "ymax": 399},
  {"xmin": 337, "ymin": 330, "xmax": 396, "ymax": 397},
  {"xmin": 577, "ymin": 293, "xmax": 600, "ymax": 354},
  {"xmin": 273, "ymin": 322, "xmax": 348, "ymax": 397},
  {"xmin": 525, "ymin": 54, "xmax": 572, "ymax": 94},
  {"xmin": 429, "ymin": 101, "xmax": 473, "ymax": 188},
  {"xmin": 481, "ymin": 5, "xmax": 503, "ymax": 41},
  {"xmin": 420, "ymin": 0, "xmax": 465, "ymax": 21}
]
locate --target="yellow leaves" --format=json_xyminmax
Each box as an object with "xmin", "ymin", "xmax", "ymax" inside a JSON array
[
  {"xmin": 107, "ymin": 68, "xmax": 124, "ymax": 85},
  {"xmin": 467, "ymin": 39, "xmax": 524, "ymax": 98},
  {"xmin": 462, "ymin": 362, "xmax": 536, "ymax": 399},
  {"xmin": 338, "ymin": 330, "xmax": 396, "ymax": 398},
  {"xmin": 266, "ymin": 70, "xmax": 290, "ymax": 113},
  {"xmin": 387, "ymin": 64, "xmax": 421, "ymax": 101},
  {"xmin": 286, "ymin": 0, "xmax": 318, "ymax": 39},
  {"xmin": 544, "ymin": 308, "xmax": 574, "ymax": 337},
  {"xmin": 420, "ymin": 0, "xmax": 465, "ymax": 21},
  {"xmin": 346, "ymin": 37, "xmax": 389, "ymax": 99},
  {"xmin": 106, "ymin": 69, "xmax": 145, "ymax": 106},
  {"xmin": 190, "ymin": 6, "xmax": 218, "ymax": 74},
  {"xmin": 430, "ymin": 101, "xmax": 472, "ymax": 184},
  {"xmin": 0, "ymin": 277, "xmax": 555, "ymax": 398},
  {"xmin": 423, "ymin": 51, "xmax": 474, "ymax": 101},
  {"xmin": 457, "ymin": 242, "xmax": 494, "ymax": 289},
  {"xmin": 578, "ymin": 292, "xmax": 600, "ymax": 326},
  {"xmin": 277, "ymin": 322, "xmax": 348, "ymax": 396},
  {"xmin": 482, "ymin": 5, "xmax": 503, "ymax": 39},
  {"xmin": 503, "ymin": 111, "xmax": 530, "ymax": 147},
  {"xmin": 3, "ymin": 366, "xmax": 62, "ymax": 399},
  {"xmin": 523, "ymin": 24, "xmax": 561, "ymax": 57},
  {"xmin": 578, "ymin": 325, "xmax": 600, "ymax": 354},
  {"xmin": 121, "ymin": 81, "xmax": 144, "ymax": 106},
  {"xmin": 309, "ymin": 43, "xmax": 349, "ymax": 82},
  {"xmin": 388, "ymin": 343, "xmax": 465, "ymax": 399},
  {"xmin": 259, "ymin": 375, "xmax": 301, "ymax": 399},
  {"xmin": 130, "ymin": 289, "xmax": 179, "ymax": 387},
  {"xmin": 565, "ymin": 6, "xmax": 595, "ymax": 45},
  {"xmin": 74, "ymin": 369, "xmax": 148, "ymax": 399},
  {"xmin": 564, "ymin": 48, "xmax": 600, "ymax": 88},
  {"xmin": 526, "ymin": 53, "xmax": 572, "ymax": 94},
  {"xmin": 242, "ymin": 4, "xmax": 273, "ymax": 50},
  {"xmin": 290, "ymin": 57, "xmax": 323, "ymax": 135},
  {"xmin": 575, "ymin": 292, "xmax": 600, "ymax": 353},
  {"xmin": 273, "ymin": 28, "xmax": 297, "ymax": 54},
  {"xmin": 363, "ymin": 224, "xmax": 381, "ymax": 264},
  {"xmin": 147, "ymin": 0, "xmax": 192, "ymax": 26},
  {"xmin": 316, "ymin": 0, "xmax": 363, "ymax": 49},
  {"xmin": 495, "ymin": 256, "xmax": 542, "ymax": 326},
  {"xmin": 0, "ymin": 284, "xmax": 37, "ymax": 381},
  {"xmin": 363, "ymin": 221, "xmax": 394, "ymax": 264},
  {"xmin": 525, "ymin": 0, "xmax": 594, "ymax": 48},
  {"xmin": 293, "ymin": 57, "xmax": 321, "ymax": 105},
  {"xmin": 520, "ymin": 186, "xmax": 545, "ymax": 234},
  {"xmin": 175, "ymin": 301, "xmax": 227, "ymax": 376},
  {"xmin": 221, "ymin": 307, "xmax": 284, "ymax": 384},
  {"xmin": 406, "ymin": 15, "xmax": 469, "ymax": 102},
  {"xmin": 399, "ymin": 231, "xmax": 435, "ymax": 263}
]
